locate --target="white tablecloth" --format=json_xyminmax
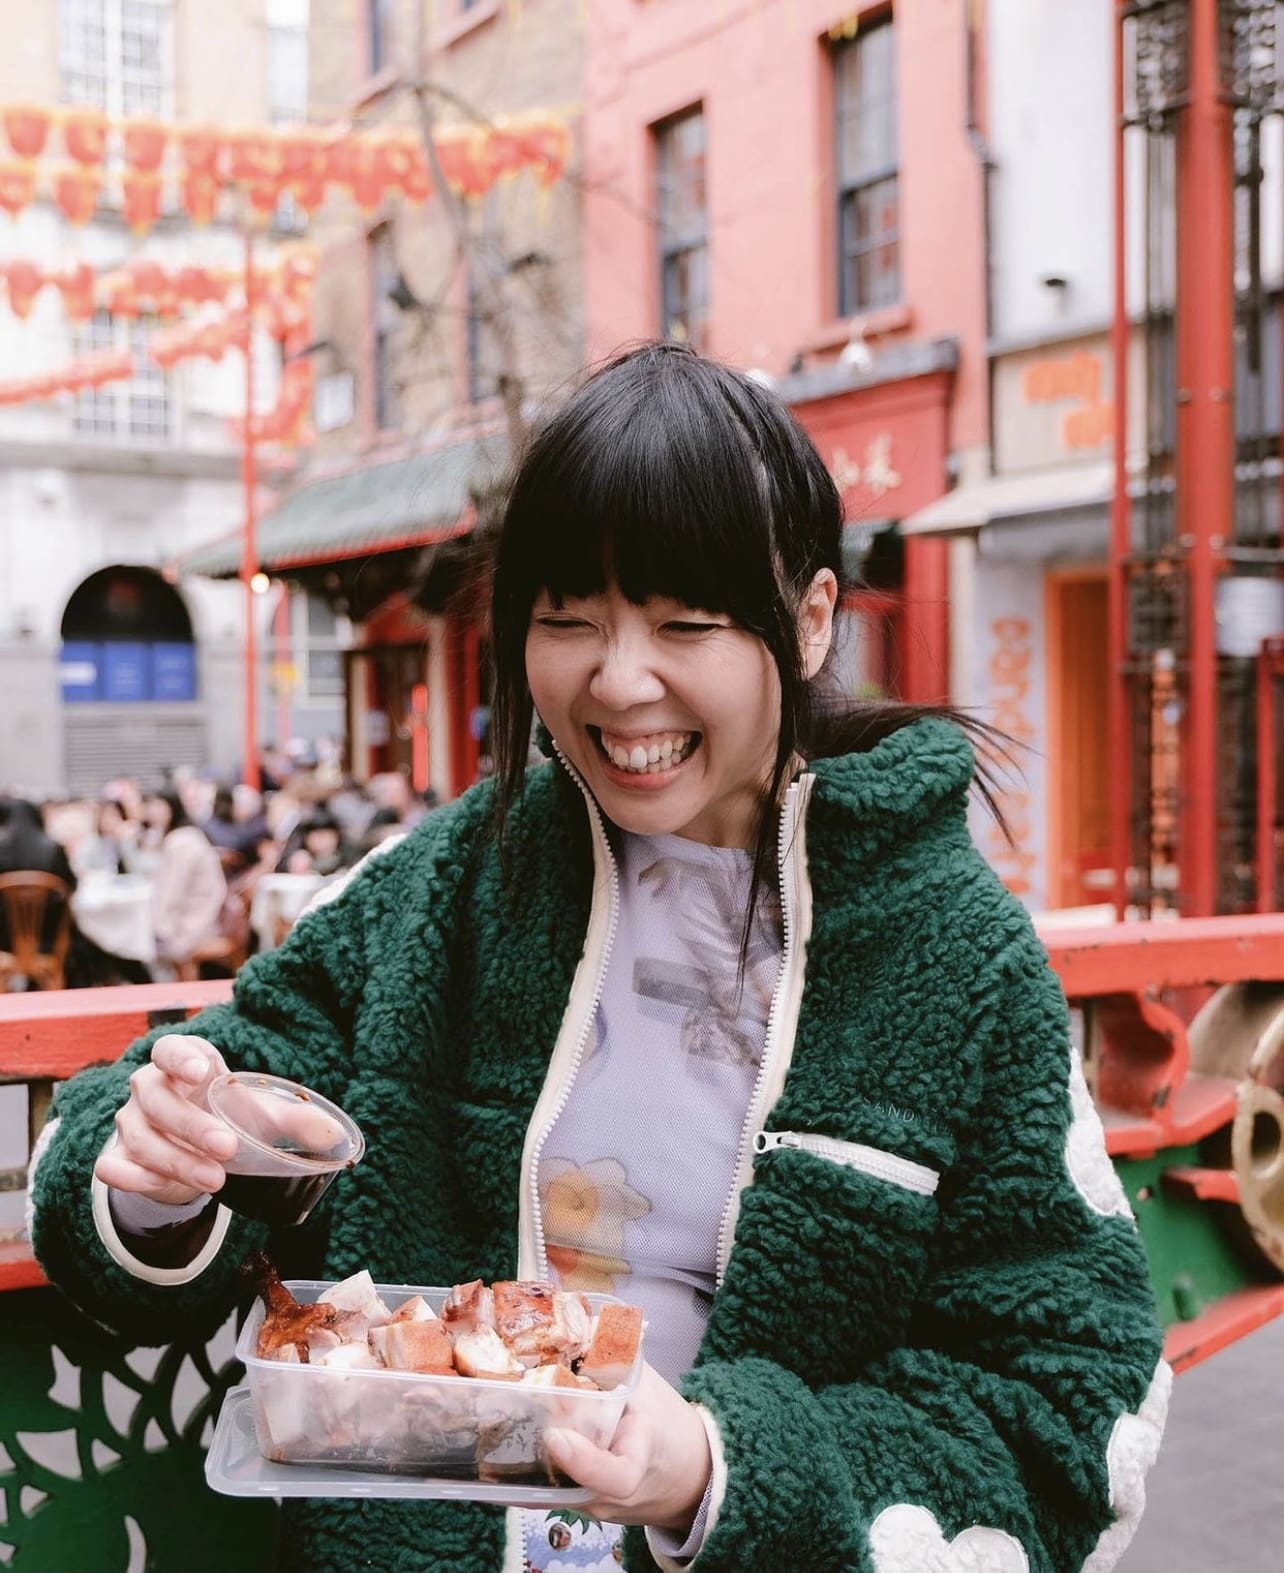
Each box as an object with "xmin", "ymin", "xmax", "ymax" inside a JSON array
[
  {"xmin": 72, "ymin": 875, "xmax": 155, "ymax": 963},
  {"xmin": 250, "ymin": 873, "xmax": 328, "ymax": 953}
]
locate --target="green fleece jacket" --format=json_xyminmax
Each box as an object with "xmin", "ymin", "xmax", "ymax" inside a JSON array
[{"xmin": 30, "ymin": 720, "xmax": 1167, "ymax": 1573}]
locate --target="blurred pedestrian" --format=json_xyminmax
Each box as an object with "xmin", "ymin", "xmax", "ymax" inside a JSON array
[{"xmin": 143, "ymin": 788, "xmax": 226, "ymax": 972}]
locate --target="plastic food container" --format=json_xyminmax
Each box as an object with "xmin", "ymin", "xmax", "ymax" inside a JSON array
[{"xmin": 228, "ymin": 1279, "xmax": 643, "ymax": 1498}]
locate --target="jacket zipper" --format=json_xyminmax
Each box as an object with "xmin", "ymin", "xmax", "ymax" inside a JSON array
[
  {"xmin": 522, "ymin": 745, "xmax": 621, "ymax": 1280},
  {"xmin": 713, "ymin": 776, "xmax": 813, "ymax": 1287},
  {"xmin": 753, "ymin": 1129, "xmax": 940, "ymax": 1196}
]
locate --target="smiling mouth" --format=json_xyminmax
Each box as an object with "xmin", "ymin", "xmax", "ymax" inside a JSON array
[{"xmin": 589, "ymin": 726, "xmax": 702, "ymax": 776}]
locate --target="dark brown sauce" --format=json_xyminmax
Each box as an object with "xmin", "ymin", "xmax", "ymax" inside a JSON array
[{"xmin": 219, "ymin": 1169, "xmax": 336, "ymax": 1227}]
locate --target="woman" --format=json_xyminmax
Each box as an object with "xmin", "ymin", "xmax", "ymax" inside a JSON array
[
  {"xmin": 144, "ymin": 788, "xmax": 227, "ymax": 972},
  {"xmin": 29, "ymin": 345, "xmax": 1166, "ymax": 1573}
]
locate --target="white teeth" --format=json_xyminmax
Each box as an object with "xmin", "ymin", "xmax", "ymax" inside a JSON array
[
  {"xmin": 659, "ymin": 738, "xmax": 674, "ymax": 758},
  {"xmin": 628, "ymin": 745, "xmax": 647, "ymax": 769},
  {"xmin": 612, "ymin": 745, "xmax": 630, "ymax": 767},
  {"xmin": 647, "ymin": 744, "xmax": 660, "ymax": 764}
]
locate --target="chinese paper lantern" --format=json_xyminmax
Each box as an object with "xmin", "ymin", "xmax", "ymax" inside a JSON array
[
  {"xmin": 3, "ymin": 105, "xmax": 51, "ymax": 160},
  {"xmin": 180, "ymin": 170, "xmax": 220, "ymax": 225},
  {"xmin": 176, "ymin": 265, "xmax": 223, "ymax": 306},
  {"xmin": 129, "ymin": 260, "xmax": 166, "ymax": 302},
  {"xmin": 52, "ymin": 163, "xmax": 101, "ymax": 224},
  {"xmin": 524, "ymin": 118, "xmax": 570, "ymax": 186},
  {"xmin": 122, "ymin": 170, "xmax": 163, "ymax": 233},
  {"xmin": 290, "ymin": 173, "xmax": 328, "ymax": 213},
  {"xmin": 103, "ymin": 270, "xmax": 140, "ymax": 318},
  {"xmin": 63, "ymin": 107, "xmax": 109, "ymax": 166},
  {"xmin": 55, "ymin": 263, "xmax": 96, "ymax": 323},
  {"xmin": 398, "ymin": 147, "xmax": 432, "ymax": 203},
  {"xmin": 484, "ymin": 125, "xmax": 526, "ymax": 182},
  {"xmin": 4, "ymin": 259, "xmax": 43, "ymax": 318},
  {"xmin": 122, "ymin": 116, "xmax": 167, "ymax": 172},
  {"xmin": 0, "ymin": 160, "xmax": 35, "ymax": 218},
  {"xmin": 176, "ymin": 126, "xmax": 222, "ymax": 175},
  {"xmin": 247, "ymin": 177, "xmax": 285, "ymax": 220},
  {"xmin": 227, "ymin": 130, "xmax": 286, "ymax": 184},
  {"xmin": 280, "ymin": 128, "xmax": 327, "ymax": 182}
]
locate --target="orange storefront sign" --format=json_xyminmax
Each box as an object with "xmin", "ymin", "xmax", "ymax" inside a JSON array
[{"xmin": 1020, "ymin": 350, "xmax": 1112, "ymax": 453}]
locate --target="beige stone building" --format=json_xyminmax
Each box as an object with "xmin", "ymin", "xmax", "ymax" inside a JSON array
[{"xmin": 184, "ymin": 0, "xmax": 586, "ymax": 800}]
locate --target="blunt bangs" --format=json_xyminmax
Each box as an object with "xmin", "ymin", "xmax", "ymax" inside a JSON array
[{"xmin": 499, "ymin": 347, "xmax": 799, "ymax": 633}]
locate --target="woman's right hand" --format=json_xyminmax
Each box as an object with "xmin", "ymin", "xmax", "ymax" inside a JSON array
[{"xmin": 94, "ymin": 1035, "xmax": 238, "ymax": 1206}]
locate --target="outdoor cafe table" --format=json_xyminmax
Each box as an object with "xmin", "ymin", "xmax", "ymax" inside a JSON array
[
  {"xmin": 249, "ymin": 871, "xmax": 329, "ymax": 953},
  {"xmin": 70, "ymin": 873, "xmax": 155, "ymax": 964}
]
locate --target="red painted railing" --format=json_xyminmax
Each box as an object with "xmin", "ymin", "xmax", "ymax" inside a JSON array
[{"xmin": 4, "ymin": 917, "xmax": 1284, "ymax": 1369}]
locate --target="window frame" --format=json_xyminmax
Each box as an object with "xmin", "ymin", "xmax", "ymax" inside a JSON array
[
  {"xmin": 72, "ymin": 309, "xmax": 173, "ymax": 443},
  {"xmin": 654, "ymin": 104, "xmax": 708, "ymax": 352},
  {"xmin": 833, "ymin": 17, "xmax": 901, "ymax": 317},
  {"xmin": 59, "ymin": 0, "xmax": 174, "ymax": 119}
]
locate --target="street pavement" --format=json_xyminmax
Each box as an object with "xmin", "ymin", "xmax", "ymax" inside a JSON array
[{"xmin": 1119, "ymin": 1314, "xmax": 1284, "ymax": 1572}]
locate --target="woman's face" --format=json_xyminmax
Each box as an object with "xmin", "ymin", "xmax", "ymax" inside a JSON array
[{"xmin": 526, "ymin": 577, "xmax": 835, "ymax": 849}]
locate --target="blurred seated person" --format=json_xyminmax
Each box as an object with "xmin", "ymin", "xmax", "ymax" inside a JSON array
[
  {"xmin": 144, "ymin": 789, "xmax": 227, "ymax": 971},
  {"xmin": 0, "ymin": 796, "xmax": 77, "ymax": 954},
  {"xmin": 367, "ymin": 770, "xmax": 429, "ymax": 830},
  {"xmin": 72, "ymin": 797, "xmax": 139, "ymax": 879},
  {"xmin": 201, "ymin": 785, "xmax": 265, "ymax": 874},
  {"xmin": 274, "ymin": 808, "xmax": 355, "ymax": 877}
]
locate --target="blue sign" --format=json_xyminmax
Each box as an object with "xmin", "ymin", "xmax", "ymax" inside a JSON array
[
  {"xmin": 152, "ymin": 642, "xmax": 197, "ymax": 702},
  {"xmin": 59, "ymin": 641, "xmax": 101, "ymax": 703},
  {"xmin": 101, "ymin": 642, "xmax": 150, "ymax": 703}
]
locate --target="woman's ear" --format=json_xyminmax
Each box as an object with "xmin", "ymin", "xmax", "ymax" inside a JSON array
[{"xmin": 799, "ymin": 569, "xmax": 838, "ymax": 680}]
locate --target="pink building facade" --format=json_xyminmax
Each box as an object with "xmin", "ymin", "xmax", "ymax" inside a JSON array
[{"xmin": 582, "ymin": 0, "xmax": 991, "ymax": 703}]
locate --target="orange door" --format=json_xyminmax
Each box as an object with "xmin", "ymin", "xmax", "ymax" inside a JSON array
[{"xmin": 1048, "ymin": 574, "xmax": 1111, "ymax": 908}]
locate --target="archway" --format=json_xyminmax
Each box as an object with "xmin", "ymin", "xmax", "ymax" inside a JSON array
[{"xmin": 59, "ymin": 566, "xmax": 206, "ymax": 794}]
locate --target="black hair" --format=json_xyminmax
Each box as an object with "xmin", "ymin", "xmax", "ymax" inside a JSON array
[
  {"xmin": 150, "ymin": 787, "xmax": 191, "ymax": 832},
  {"xmin": 490, "ymin": 342, "xmax": 1013, "ymax": 932}
]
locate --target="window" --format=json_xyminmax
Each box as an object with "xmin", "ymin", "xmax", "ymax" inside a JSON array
[
  {"xmin": 59, "ymin": 0, "xmax": 171, "ymax": 117},
  {"xmin": 835, "ymin": 18, "xmax": 900, "ymax": 315},
  {"xmin": 268, "ymin": 0, "xmax": 309, "ymax": 229},
  {"xmin": 368, "ymin": 0, "xmax": 395, "ymax": 75},
  {"xmin": 290, "ymin": 589, "xmax": 348, "ymax": 699},
  {"xmin": 73, "ymin": 310, "xmax": 171, "ymax": 441},
  {"xmin": 369, "ymin": 226, "xmax": 401, "ymax": 431},
  {"xmin": 655, "ymin": 108, "xmax": 708, "ymax": 351}
]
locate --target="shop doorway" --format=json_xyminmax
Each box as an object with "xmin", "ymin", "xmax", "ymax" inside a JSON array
[{"xmin": 1047, "ymin": 571, "xmax": 1111, "ymax": 908}]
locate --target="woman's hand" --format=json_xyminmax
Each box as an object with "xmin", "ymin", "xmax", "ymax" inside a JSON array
[
  {"xmin": 93, "ymin": 1035, "xmax": 236, "ymax": 1206},
  {"xmin": 541, "ymin": 1363, "xmax": 712, "ymax": 1534}
]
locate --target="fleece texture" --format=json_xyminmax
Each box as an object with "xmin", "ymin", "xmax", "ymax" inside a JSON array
[{"xmin": 30, "ymin": 719, "xmax": 1165, "ymax": 1573}]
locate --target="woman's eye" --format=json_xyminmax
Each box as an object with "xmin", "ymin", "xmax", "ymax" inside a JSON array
[
  {"xmin": 664, "ymin": 621, "xmax": 724, "ymax": 634},
  {"xmin": 535, "ymin": 616, "xmax": 591, "ymax": 630}
]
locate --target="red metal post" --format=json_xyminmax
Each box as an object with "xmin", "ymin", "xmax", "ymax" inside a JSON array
[
  {"xmin": 1110, "ymin": 0, "xmax": 1132, "ymax": 917},
  {"xmin": 1260, "ymin": 639, "xmax": 1283, "ymax": 911},
  {"xmin": 1177, "ymin": 0, "xmax": 1233, "ymax": 916},
  {"xmin": 274, "ymin": 579, "xmax": 291, "ymax": 748},
  {"xmin": 901, "ymin": 536, "xmax": 950, "ymax": 704},
  {"xmin": 242, "ymin": 226, "xmax": 261, "ymax": 791}
]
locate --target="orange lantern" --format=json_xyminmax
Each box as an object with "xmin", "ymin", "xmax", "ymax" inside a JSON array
[
  {"xmin": 122, "ymin": 170, "xmax": 163, "ymax": 233},
  {"xmin": 247, "ymin": 177, "xmax": 285, "ymax": 220},
  {"xmin": 3, "ymin": 105, "xmax": 51, "ymax": 160},
  {"xmin": 103, "ymin": 271, "xmax": 139, "ymax": 318},
  {"xmin": 398, "ymin": 148, "xmax": 432, "ymax": 204},
  {"xmin": 4, "ymin": 260, "xmax": 43, "ymax": 319},
  {"xmin": 52, "ymin": 162, "xmax": 101, "ymax": 224},
  {"xmin": 483, "ymin": 125, "xmax": 526, "ymax": 183},
  {"xmin": 176, "ymin": 126, "xmax": 222, "ymax": 175},
  {"xmin": 176, "ymin": 265, "xmax": 222, "ymax": 307},
  {"xmin": 55, "ymin": 263, "xmax": 96, "ymax": 323},
  {"xmin": 527, "ymin": 119, "xmax": 571, "ymax": 187},
  {"xmin": 227, "ymin": 130, "xmax": 286, "ymax": 184},
  {"xmin": 180, "ymin": 170, "xmax": 220, "ymax": 225},
  {"xmin": 130, "ymin": 260, "xmax": 166, "ymax": 303},
  {"xmin": 122, "ymin": 116, "xmax": 167, "ymax": 172},
  {"xmin": 63, "ymin": 107, "xmax": 109, "ymax": 166},
  {"xmin": 0, "ymin": 161, "xmax": 35, "ymax": 218}
]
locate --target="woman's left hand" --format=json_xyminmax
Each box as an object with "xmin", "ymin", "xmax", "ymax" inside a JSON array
[{"xmin": 541, "ymin": 1363, "xmax": 712, "ymax": 1534}]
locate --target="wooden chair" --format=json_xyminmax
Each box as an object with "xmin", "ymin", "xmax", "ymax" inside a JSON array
[{"xmin": 0, "ymin": 871, "xmax": 73, "ymax": 992}]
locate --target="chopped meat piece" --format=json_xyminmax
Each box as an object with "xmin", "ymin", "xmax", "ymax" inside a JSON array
[
  {"xmin": 442, "ymin": 1278, "xmax": 495, "ymax": 1335},
  {"xmin": 319, "ymin": 1269, "xmax": 392, "ymax": 1326},
  {"xmin": 578, "ymin": 1303, "xmax": 644, "ymax": 1390},
  {"xmin": 493, "ymin": 1281, "xmax": 593, "ymax": 1368},
  {"xmin": 451, "ymin": 1326, "xmax": 524, "ymax": 1379},
  {"xmin": 521, "ymin": 1362, "xmax": 598, "ymax": 1391},
  {"xmin": 370, "ymin": 1319, "xmax": 455, "ymax": 1375},
  {"xmin": 316, "ymin": 1341, "xmax": 382, "ymax": 1371},
  {"xmin": 389, "ymin": 1295, "xmax": 436, "ymax": 1324},
  {"xmin": 246, "ymin": 1252, "xmax": 363, "ymax": 1363}
]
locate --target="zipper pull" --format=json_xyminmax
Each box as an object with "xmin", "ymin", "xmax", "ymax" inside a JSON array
[{"xmin": 753, "ymin": 1130, "xmax": 797, "ymax": 1154}]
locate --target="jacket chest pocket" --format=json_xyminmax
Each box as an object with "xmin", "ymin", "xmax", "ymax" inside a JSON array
[{"xmin": 702, "ymin": 1129, "xmax": 943, "ymax": 1384}]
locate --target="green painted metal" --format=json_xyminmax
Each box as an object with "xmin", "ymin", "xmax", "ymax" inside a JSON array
[
  {"xmin": 0, "ymin": 1286, "xmax": 277, "ymax": 1572},
  {"xmin": 1116, "ymin": 1149, "xmax": 1275, "ymax": 1327}
]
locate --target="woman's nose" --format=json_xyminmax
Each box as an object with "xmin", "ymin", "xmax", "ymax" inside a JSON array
[{"xmin": 588, "ymin": 638, "xmax": 666, "ymax": 709}]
